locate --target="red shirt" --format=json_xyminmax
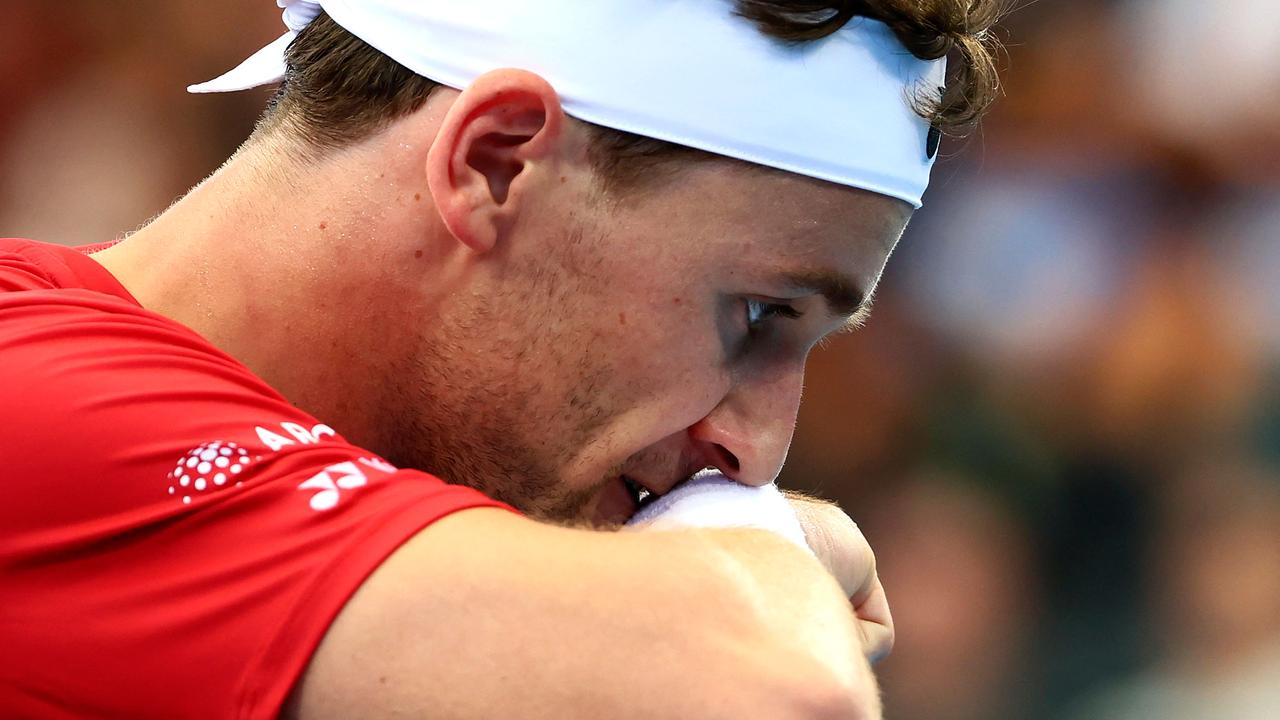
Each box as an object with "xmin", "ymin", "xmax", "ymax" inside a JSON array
[{"xmin": 0, "ymin": 238, "xmax": 512, "ymax": 719}]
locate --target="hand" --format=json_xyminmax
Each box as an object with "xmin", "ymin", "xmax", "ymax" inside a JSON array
[{"xmin": 784, "ymin": 491, "xmax": 894, "ymax": 663}]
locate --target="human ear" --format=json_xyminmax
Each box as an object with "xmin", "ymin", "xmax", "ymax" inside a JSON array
[{"xmin": 426, "ymin": 69, "xmax": 566, "ymax": 253}]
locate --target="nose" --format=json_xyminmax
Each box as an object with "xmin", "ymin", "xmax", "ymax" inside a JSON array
[{"xmin": 687, "ymin": 367, "xmax": 804, "ymax": 487}]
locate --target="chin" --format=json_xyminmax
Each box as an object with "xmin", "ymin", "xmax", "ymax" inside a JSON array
[{"xmin": 497, "ymin": 477, "xmax": 605, "ymax": 526}]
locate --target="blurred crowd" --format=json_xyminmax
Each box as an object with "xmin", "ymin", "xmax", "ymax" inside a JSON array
[{"xmin": 3, "ymin": 2, "xmax": 1277, "ymax": 718}]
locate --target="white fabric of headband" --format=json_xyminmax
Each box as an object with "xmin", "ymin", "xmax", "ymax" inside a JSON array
[{"xmin": 191, "ymin": 0, "xmax": 946, "ymax": 208}]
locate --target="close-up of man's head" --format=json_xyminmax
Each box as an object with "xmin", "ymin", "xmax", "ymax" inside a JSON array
[{"xmin": 180, "ymin": 0, "xmax": 1002, "ymax": 525}]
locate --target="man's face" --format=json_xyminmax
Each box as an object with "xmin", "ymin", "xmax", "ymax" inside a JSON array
[{"xmin": 380, "ymin": 145, "xmax": 911, "ymax": 525}]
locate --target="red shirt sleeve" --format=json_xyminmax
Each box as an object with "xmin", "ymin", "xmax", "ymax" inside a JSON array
[{"xmin": 0, "ymin": 240, "xmax": 515, "ymax": 719}]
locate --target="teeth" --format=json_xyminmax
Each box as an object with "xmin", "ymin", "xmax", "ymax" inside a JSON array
[{"xmin": 623, "ymin": 476, "xmax": 651, "ymax": 505}]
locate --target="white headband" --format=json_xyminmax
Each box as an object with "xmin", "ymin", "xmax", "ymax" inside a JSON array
[{"xmin": 191, "ymin": 0, "xmax": 945, "ymax": 208}]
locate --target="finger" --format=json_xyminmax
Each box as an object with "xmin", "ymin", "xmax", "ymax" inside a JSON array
[
  {"xmin": 854, "ymin": 575, "xmax": 893, "ymax": 631},
  {"xmin": 858, "ymin": 617, "xmax": 894, "ymax": 665},
  {"xmin": 842, "ymin": 524, "xmax": 878, "ymax": 608},
  {"xmin": 852, "ymin": 576, "xmax": 894, "ymax": 662}
]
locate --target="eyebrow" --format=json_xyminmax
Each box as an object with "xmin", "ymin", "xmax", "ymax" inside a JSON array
[{"xmin": 780, "ymin": 270, "xmax": 873, "ymax": 330}]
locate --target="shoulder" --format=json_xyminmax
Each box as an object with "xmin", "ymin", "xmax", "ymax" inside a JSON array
[{"xmin": 0, "ymin": 242, "xmax": 512, "ymax": 718}]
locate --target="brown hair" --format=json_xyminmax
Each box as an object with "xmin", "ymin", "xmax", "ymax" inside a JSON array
[{"xmin": 259, "ymin": 2, "xmax": 1005, "ymax": 186}]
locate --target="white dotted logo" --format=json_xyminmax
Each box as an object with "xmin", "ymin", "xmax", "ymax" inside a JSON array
[{"xmin": 168, "ymin": 441, "xmax": 258, "ymax": 505}]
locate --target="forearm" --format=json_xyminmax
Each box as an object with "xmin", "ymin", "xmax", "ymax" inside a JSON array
[
  {"xmin": 292, "ymin": 508, "xmax": 876, "ymax": 719},
  {"xmin": 676, "ymin": 525, "xmax": 872, "ymax": 690},
  {"xmin": 591, "ymin": 524, "xmax": 876, "ymax": 718},
  {"xmin": 628, "ymin": 474, "xmax": 891, "ymax": 667}
]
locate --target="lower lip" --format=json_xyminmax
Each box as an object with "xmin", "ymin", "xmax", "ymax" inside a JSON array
[{"xmin": 591, "ymin": 476, "xmax": 638, "ymax": 526}]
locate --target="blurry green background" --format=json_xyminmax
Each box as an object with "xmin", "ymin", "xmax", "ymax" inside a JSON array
[{"xmin": 3, "ymin": 2, "xmax": 1277, "ymax": 718}]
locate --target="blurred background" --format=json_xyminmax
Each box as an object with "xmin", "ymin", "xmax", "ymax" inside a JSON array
[{"xmin": 3, "ymin": 1, "xmax": 1277, "ymax": 718}]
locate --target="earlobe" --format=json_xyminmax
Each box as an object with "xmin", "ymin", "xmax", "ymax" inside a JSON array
[{"xmin": 426, "ymin": 69, "xmax": 566, "ymax": 254}]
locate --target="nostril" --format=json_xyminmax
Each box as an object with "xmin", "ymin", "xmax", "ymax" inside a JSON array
[{"xmin": 712, "ymin": 443, "xmax": 740, "ymax": 475}]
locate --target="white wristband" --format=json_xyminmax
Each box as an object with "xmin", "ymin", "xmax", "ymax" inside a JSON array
[{"xmin": 625, "ymin": 471, "xmax": 812, "ymax": 553}]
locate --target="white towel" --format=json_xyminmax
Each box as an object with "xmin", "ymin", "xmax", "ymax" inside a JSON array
[{"xmin": 626, "ymin": 471, "xmax": 812, "ymax": 553}]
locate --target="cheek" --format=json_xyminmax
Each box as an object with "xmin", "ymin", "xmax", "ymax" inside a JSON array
[
  {"xmin": 568, "ymin": 247, "xmax": 728, "ymax": 426},
  {"xmin": 604, "ymin": 307, "xmax": 728, "ymax": 419}
]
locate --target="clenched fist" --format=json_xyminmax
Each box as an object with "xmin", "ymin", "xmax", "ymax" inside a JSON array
[{"xmin": 786, "ymin": 492, "xmax": 894, "ymax": 662}]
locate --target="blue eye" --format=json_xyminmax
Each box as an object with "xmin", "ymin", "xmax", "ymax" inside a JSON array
[{"xmin": 745, "ymin": 298, "xmax": 802, "ymax": 333}]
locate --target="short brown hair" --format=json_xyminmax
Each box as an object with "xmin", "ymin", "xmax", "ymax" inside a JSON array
[{"xmin": 258, "ymin": 2, "xmax": 1005, "ymax": 187}]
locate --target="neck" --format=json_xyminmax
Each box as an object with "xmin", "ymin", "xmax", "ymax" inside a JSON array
[{"xmin": 92, "ymin": 133, "xmax": 444, "ymax": 446}]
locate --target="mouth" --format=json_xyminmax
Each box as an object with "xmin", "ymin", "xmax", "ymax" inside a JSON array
[
  {"xmin": 622, "ymin": 475, "xmax": 656, "ymax": 509},
  {"xmin": 592, "ymin": 474, "xmax": 662, "ymax": 526}
]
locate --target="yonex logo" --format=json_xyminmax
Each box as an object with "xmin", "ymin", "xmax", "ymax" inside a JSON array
[{"xmin": 297, "ymin": 457, "xmax": 397, "ymax": 511}]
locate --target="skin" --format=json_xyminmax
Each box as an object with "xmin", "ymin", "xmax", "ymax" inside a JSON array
[
  {"xmin": 92, "ymin": 69, "xmax": 909, "ymax": 717},
  {"xmin": 94, "ymin": 69, "xmax": 910, "ymax": 525}
]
